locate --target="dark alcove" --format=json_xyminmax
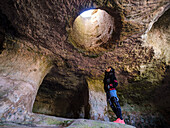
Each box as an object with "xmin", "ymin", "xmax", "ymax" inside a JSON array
[{"xmin": 32, "ymin": 65, "xmax": 90, "ymax": 119}]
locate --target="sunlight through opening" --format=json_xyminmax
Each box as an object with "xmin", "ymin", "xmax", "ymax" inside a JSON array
[{"xmin": 80, "ymin": 9, "xmax": 95, "ymax": 18}]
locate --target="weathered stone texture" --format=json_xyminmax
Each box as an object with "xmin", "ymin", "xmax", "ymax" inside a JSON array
[
  {"xmin": 0, "ymin": 39, "xmax": 52, "ymax": 122},
  {"xmin": 0, "ymin": 0, "xmax": 169, "ymax": 127},
  {"xmin": 0, "ymin": 0, "xmax": 169, "ymax": 77}
]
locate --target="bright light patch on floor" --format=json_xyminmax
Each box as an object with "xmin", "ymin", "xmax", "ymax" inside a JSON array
[{"xmin": 80, "ymin": 9, "xmax": 95, "ymax": 18}]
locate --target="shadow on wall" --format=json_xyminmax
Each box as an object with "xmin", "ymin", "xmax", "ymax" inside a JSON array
[
  {"xmin": 0, "ymin": 10, "xmax": 19, "ymax": 36},
  {"xmin": 153, "ymin": 65, "xmax": 170, "ymax": 125},
  {"xmin": 99, "ymin": 6, "xmax": 123, "ymax": 46},
  {"xmin": 0, "ymin": 10, "xmax": 20, "ymax": 54},
  {"xmin": 0, "ymin": 32, "xmax": 5, "ymax": 54},
  {"xmin": 32, "ymin": 65, "xmax": 90, "ymax": 119}
]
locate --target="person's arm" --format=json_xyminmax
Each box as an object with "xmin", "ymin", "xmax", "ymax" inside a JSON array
[
  {"xmin": 103, "ymin": 78, "xmax": 109, "ymax": 92},
  {"xmin": 111, "ymin": 75, "xmax": 118, "ymax": 88},
  {"xmin": 113, "ymin": 79, "xmax": 118, "ymax": 88}
]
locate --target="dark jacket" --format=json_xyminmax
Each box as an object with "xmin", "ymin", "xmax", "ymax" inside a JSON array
[{"xmin": 104, "ymin": 69, "xmax": 118, "ymax": 92}]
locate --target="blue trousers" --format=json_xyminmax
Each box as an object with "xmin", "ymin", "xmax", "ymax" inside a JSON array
[{"xmin": 106, "ymin": 90, "xmax": 123, "ymax": 120}]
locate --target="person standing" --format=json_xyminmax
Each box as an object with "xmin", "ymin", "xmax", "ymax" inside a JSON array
[{"xmin": 104, "ymin": 66, "xmax": 125, "ymax": 124}]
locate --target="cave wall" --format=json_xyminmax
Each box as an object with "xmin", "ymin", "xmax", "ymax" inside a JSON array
[
  {"xmin": 0, "ymin": 38, "xmax": 52, "ymax": 122},
  {"xmin": 0, "ymin": 0, "xmax": 169, "ymax": 127},
  {"xmin": 144, "ymin": 9, "xmax": 170, "ymax": 64},
  {"xmin": 144, "ymin": 8, "xmax": 170, "ymax": 125},
  {"xmin": 0, "ymin": 0, "xmax": 169, "ymax": 77}
]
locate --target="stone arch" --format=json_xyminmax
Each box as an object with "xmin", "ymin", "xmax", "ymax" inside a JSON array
[
  {"xmin": 32, "ymin": 65, "xmax": 90, "ymax": 119},
  {"xmin": 0, "ymin": 42, "xmax": 52, "ymax": 122}
]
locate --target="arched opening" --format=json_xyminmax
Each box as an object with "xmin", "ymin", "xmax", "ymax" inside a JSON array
[
  {"xmin": 148, "ymin": 9, "xmax": 170, "ymax": 125},
  {"xmin": 32, "ymin": 65, "xmax": 90, "ymax": 119},
  {"xmin": 70, "ymin": 8, "xmax": 121, "ymax": 55},
  {"xmin": 144, "ymin": 9, "xmax": 170, "ymax": 65}
]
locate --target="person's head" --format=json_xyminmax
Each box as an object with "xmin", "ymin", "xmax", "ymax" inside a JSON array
[
  {"xmin": 105, "ymin": 66, "xmax": 116, "ymax": 79},
  {"xmin": 106, "ymin": 66, "xmax": 115, "ymax": 73}
]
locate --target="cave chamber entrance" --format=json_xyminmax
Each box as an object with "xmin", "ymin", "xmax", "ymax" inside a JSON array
[{"xmin": 32, "ymin": 66, "xmax": 90, "ymax": 119}]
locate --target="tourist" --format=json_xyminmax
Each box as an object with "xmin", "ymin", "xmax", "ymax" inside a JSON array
[{"xmin": 103, "ymin": 66, "xmax": 125, "ymax": 124}]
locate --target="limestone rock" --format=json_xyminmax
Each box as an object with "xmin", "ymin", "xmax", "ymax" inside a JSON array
[{"xmin": 0, "ymin": 0, "xmax": 170, "ymax": 128}]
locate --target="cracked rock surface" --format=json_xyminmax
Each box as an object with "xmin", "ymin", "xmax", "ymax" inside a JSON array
[{"xmin": 0, "ymin": 0, "xmax": 170, "ymax": 128}]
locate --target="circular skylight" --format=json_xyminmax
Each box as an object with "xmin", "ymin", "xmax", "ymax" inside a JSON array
[
  {"xmin": 80, "ymin": 9, "xmax": 95, "ymax": 18},
  {"xmin": 71, "ymin": 9, "xmax": 115, "ymax": 54}
]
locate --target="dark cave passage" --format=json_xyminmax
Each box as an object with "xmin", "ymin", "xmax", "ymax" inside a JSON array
[{"xmin": 32, "ymin": 66, "xmax": 90, "ymax": 119}]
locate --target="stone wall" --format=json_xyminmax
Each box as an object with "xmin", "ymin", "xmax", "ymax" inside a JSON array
[
  {"xmin": 0, "ymin": 0, "xmax": 170, "ymax": 127},
  {"xmin": 0, "ymin": 38, "xmax": 52, "ymax": 122}
]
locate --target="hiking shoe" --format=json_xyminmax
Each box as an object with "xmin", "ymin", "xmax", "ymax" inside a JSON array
[
  {"xmin": 113, "ymin": 118, "xmax": 122, "ymax": 123},
  {"xmin": 120, "ymin": 119, "xmax": 125, "ymax": 124},
  {"xmin": 114, "ymin": 118, "xmax": 125, "ymax": 124}
]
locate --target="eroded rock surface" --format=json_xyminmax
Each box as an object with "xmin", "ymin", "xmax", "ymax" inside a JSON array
[
  {"xmin": 0, "ymin": 0, "xmax": 170, "ymax": 128},
  {"xmin": 0, "ymin": 40, "xmax": 52, "ymax": 122}
]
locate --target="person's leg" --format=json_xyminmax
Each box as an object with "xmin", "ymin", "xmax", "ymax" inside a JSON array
[
  {"xmin": 111, "ymin": 97, "xmax": 123, "ymax": 120},
  {"xmin": 111, "ymin": 97, "xmax": 125, "ymax": 124},
  {"xmin": 106, "ymin": 92, "xmax": 119, "ymax": 118},
  {"xmin": 109, "ymin": 99, "xmax": 119, "ymax": 117}
]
